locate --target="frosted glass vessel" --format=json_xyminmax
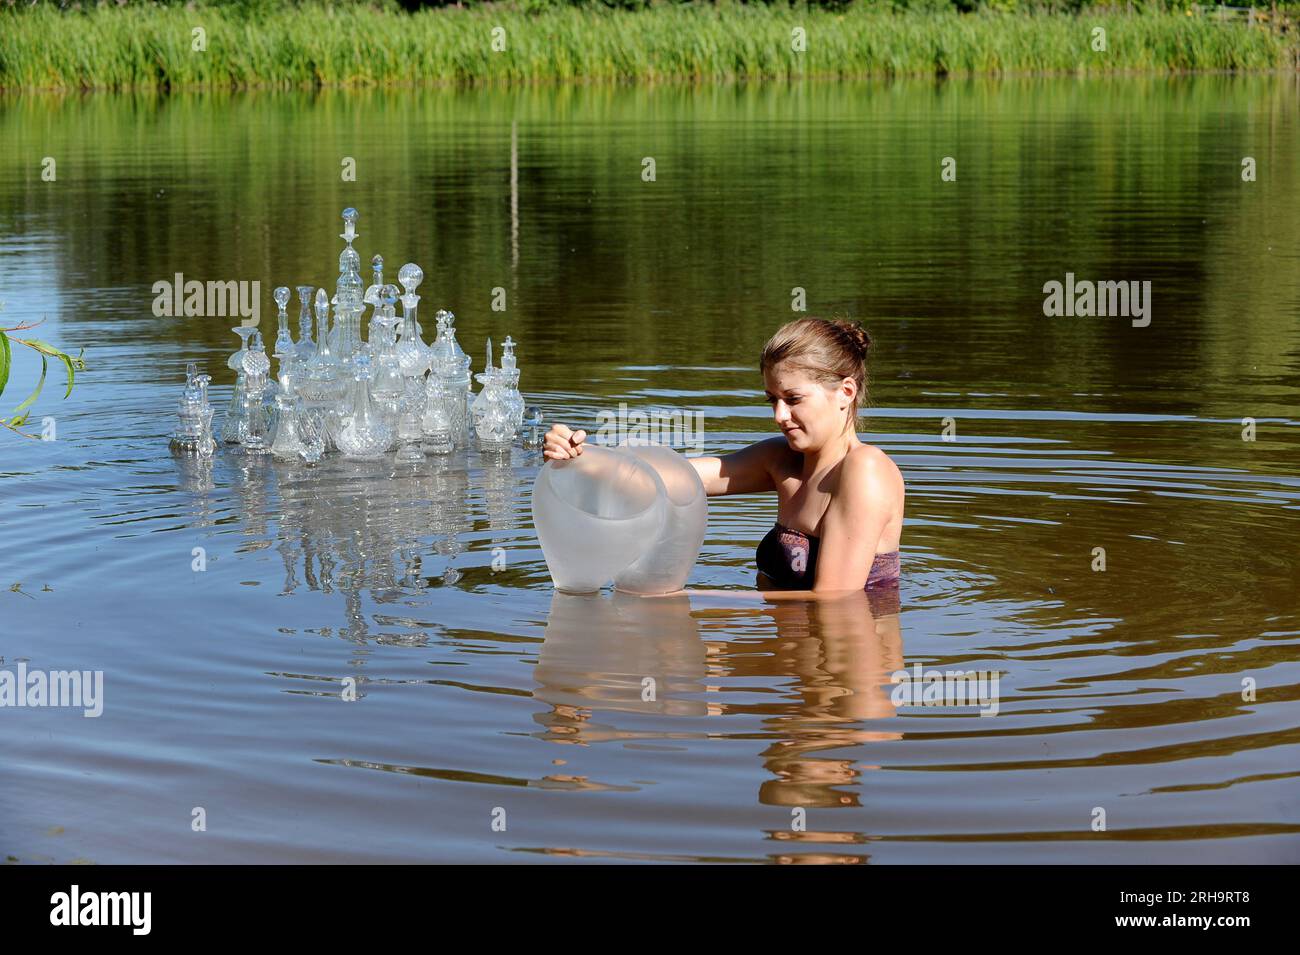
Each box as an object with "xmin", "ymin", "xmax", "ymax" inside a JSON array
[
  {"xmin": 611, "ymin": 444, "xmax": 707, "ymax": 595},
  {"xmin": 532, "ymin": 444, "xmax": 707, "ymax": 595},
  {"xmin": 531, "ymin": 446, "xmax": 666, "ymax": 594}
]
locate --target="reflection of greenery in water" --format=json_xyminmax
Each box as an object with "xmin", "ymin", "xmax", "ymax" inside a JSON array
[
  {"xmin": 0, "ymin": 6, "xmax": 1295, "ymax": 90},
  {"xmin": 0, "ymin": 76, "xmax": 1293, "ymax": 432}
]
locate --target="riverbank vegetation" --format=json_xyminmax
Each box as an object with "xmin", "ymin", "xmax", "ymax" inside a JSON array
[{"xmin": 0, "ymin": 1, "xmax": 1296, "ymax": 91}]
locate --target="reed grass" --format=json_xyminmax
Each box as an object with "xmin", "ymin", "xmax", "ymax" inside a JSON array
[{"xmin": 0, "ymin": 4, "xmax": 1294, "ymax": 91}]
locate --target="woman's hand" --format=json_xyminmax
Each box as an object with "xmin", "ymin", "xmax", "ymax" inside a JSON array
[{"xmin": 542, "ymin": 423, "xmax": 587, "ymax": 461}]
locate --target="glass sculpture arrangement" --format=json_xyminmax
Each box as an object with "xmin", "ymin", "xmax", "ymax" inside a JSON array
[{"xmin": 170, "ymin": 208, "xmax": 535, "ymax": 465}]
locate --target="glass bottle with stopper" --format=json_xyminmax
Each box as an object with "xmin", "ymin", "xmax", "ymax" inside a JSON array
[
  {"xmin": 335, "ymin": 354, "xmax": 392, "ymax": 459},
  {"xmin": 272, "ymin": 286, "xmax": 295, "ymax": 377},
  {"xmin": 394, "ymin": 378, "xmax": 427, "ymax": 465},
  {"xmin": 473, "ymin": 338, "xmax": 517, "ymax": 453},
  {"xmin": 171, "ymin": 362, "xmax": 209, "ymax": 454},
  {"xmin": 221, "ymin": 325, "xmax": 256, "ymax": 444},
  {"xmin": 295, "ymin": 285, "xmax": 316, "ymax": 360},
  {"xmin": 299, "ymin": 289, "xmax": 345, "ymax": 425},
  {"xmin": 194, "ymin": 372, "xmax": 215, "ymax": 457},
  {"xmin": 395, "ymin": 263, "xmax": 429, "ymax": 378},
  {"xmin": 421, "ymin": 372, "xmax": 454, "ymax": 455},
  {"xmin": 270, "ymin": 373, "xmax": 308, "ymax": 461},
  {"xmin": 499, "ymin": 335, "xmax": 525, "ymax": 429},
  {"xmin": 369, "ymin": 284, "xmax": 406, "ymax": 447},
  {"xmin": 238, "ymin": 330, "xmax": 273, "ymax": 454},
  {"xmin": 429, "ymin": 308, "xmax": 473, "ymax": 449},
  {"xmin": 330, "ymin": 208, "xmax": 365, "ymax": 369},
  {"xmin": 364, "ymin": 254, "xmax": 384, "ymax": 309}
]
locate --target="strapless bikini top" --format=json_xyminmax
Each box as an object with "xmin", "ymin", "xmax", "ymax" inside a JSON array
[{"xmin": 756, "ymin": 522, "xmax": 900, "ymax": 591}]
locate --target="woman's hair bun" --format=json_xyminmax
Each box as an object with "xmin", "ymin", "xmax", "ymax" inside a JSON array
[{"xmin": 831, "ymin": 319, "xmax": 872, "ymax": 359}]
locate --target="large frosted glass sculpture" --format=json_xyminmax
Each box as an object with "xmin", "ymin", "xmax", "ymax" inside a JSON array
[
  {"xmin": 612, "ymin": 444, "xmax": 708, "ymax": 595},
  {"xmin": 531, "ymin": 444, "xmax": 707, "ymax": 595}
]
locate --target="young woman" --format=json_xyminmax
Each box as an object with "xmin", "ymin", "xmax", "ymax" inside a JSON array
[{"xmin": 543, "ymin": 317, "xmax": 905, "ymax": 599}]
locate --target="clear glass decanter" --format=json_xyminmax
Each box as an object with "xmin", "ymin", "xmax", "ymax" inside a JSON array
[
  {"xmin": 171, "ymin": 362, "xmax": 206, "ymax": 454},
  {"xmin": 297, "ymin": 407, "xmax": 326, "ymax": 465},
  {"xmin": 363, "ymin": 254, "xmax": 384, "ymax": 310},
  {"xmin": 194, "ymin": 372, "xmax": 215, "ymax": 458},
  {"xmin": 295, "ymin": 285, "xmax": 316, "ymax": 360},
  {"xmin": 430, "ymin": 309, "xmax": 472, "ymax": 449},
  {"xmin": 299, "ymin": 289, "xmax": 344, "ymax": 408},
  {"xmin": 421, "ymin": 372, "xmax": 454, "ymax": 455},
  {"xmin": 269, "ymin": 373, "xmax": 307, "ymax": 461},
  {"xmin": 221, "ymin": 325, "xmax": 256, "ymax": 444},
  {"xmin": 499, "ymin": 335, "xmax": 525, "ymax": 429},
  {"xmin": 272, "ymin": 286, "xmax": 295, "ymax": 377},
  {"xmin": 335, "ymin": 354, "xmax": 392, "ymax": 459},
  {"xmin": 369, "ymin": 284, "xmax": 405, "ymax": 446},
  {"xmin": 238, "ymin": 330, "xmax": 273, "ymax": 454},
  {"xmin": 394, "ymin": 377, "xmax": 427, "ymax": 465},
  {"xmin": 330, "ymin": 208, "xmax": 365, "ymax": 369},
  {"xmin": 473, "ymin": 339, "xmax": 517, "ymax": 453},
  {"xmin": 395, "ymin": 263, "xmax": 429, "ymax": 378}
]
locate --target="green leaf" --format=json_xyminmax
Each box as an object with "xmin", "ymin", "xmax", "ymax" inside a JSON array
[
  {"xmin": 16, "ymin": 339, "xmax": 83, "ymax": 400},
  {"xmin": 9, "ymin": 354, "xmax": 48, "ymax": 425},
  {"xmin": 55, "ymin": 350, "xmax": 82, "ymax": 399},
  {"xmin": 0, "ymin": 331, "xmax": 10, "ymax": 401}
]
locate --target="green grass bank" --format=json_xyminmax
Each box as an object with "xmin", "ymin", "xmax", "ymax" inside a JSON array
[{"xmin": 0, "ymin": 3, "xmax": 1296, "ymax": 91}]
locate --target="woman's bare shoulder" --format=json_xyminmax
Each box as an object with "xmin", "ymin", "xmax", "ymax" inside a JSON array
[{"xmin": 843, "ymin": 443, "xmax": 905, "ymax": 493}]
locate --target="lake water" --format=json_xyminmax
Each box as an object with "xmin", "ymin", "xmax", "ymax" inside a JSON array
[{"xmin": 1, "ymin": 76, "xmax": 1297, "ymax": 864}]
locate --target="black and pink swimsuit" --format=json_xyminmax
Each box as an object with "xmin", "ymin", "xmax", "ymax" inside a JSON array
[{"xmin": 756, "ymin": 522, "xmax": 900, "ymax": 591}]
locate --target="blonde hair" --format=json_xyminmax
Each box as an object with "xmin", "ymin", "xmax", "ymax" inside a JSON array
[{"xmin": 760, "ymin": 317, "xmax": 873, "ymax": 409}]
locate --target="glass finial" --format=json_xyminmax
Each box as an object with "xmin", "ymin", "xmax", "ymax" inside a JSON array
[
  {"xmin": 399, "ymin": 263, "xmax": 423, "ymax": 294},
  {"xmin": 273, "ymin": 286, "xmax": 290, "ymax": 311}
]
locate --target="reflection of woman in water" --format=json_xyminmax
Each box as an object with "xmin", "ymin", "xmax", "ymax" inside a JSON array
[{"xmin": 544, "ymin": 317, "xmax": 905, "ymax": 598}]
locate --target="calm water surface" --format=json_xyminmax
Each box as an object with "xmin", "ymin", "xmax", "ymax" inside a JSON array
[{"xmin": 1, "ymin": 76, "xmax": 1298, "ymax": 863}]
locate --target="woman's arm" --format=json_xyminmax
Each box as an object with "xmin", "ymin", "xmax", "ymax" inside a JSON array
[
  {"xmin": 544, "ymin": 424, "xmax": 784, "ymax": 499},
  {"xmin": 687, "ymin": 436, "xmax": 785, "ymax": 497}
]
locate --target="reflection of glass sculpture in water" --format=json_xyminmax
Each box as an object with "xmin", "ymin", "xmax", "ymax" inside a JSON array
[
  {"xmin": 221, "ymin": 325, "xmax": 256, "ymax": 443},
  {"xmin": 238, "ymin": 331, "xmax": 273, "ymax": 454},
  {"xmin": 335, "ymin": 354, "xmax": 392, "ymax": 459}
]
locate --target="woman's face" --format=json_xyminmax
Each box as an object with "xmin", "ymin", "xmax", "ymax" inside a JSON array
[{"xmin": 762, "ymin": 363, "xmax": 853, "ymax": 452}]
